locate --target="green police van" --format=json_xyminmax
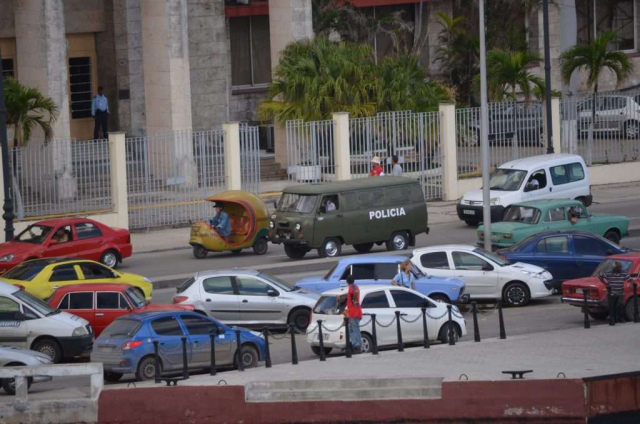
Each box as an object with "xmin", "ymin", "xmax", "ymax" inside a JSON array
[{"xmin": 270, "ymin": 177, "xmax": 429, "ymax": 259}]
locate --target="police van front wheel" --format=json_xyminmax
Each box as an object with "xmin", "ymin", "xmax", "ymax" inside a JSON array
[
  {"xmin": 319, "ymin": 238, "xmax": 342, "ymax": 258},
  {"xmin": 386, "ymin": 232, "xmax": 408, "ymax": 251}
]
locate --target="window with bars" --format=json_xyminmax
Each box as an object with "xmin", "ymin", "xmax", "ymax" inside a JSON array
[
  {"xmin": 577, "ymin": 0, "xmax": 636, "ymax": 51},
  {"xmin": 1, "ymin": 58, "xmax": 14, "ymax": 79},
  {"xmin": 229, "ymin": 16, "xmax": 272, "ymax": 88},
  {"xmin": 69, "ymin": 57, "xmax": 93, "ymax": 119}
]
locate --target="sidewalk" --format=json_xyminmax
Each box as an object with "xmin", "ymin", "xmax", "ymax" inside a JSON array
[{"xmin": 131, "ymin": 182, "xmax": 640, "ymax": 255}]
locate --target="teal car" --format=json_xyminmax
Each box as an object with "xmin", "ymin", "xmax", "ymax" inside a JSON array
[{"xmin": 477, "ymin": 200, "xmax": 629, "ymax": 249}]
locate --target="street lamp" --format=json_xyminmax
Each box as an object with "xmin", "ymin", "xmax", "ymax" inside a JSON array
[
  {"xmin": 0, "ymin": 50, "xmax": 16, "ymax": 241},
  {"xmin": 478, "ymin": 0, "xmax": 491, "ymax": 251},
  {"xmin": 543, "ymin": 0, "xmax": 554, "ymax": 154}
]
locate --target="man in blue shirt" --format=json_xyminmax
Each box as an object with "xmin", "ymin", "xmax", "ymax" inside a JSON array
[
  {"xmin": 391, "ymin": 260, "xmax": 416, "ymax": 290},
  {"xmin": 91, "ymin": 86, "xmax": 110, "ymax": 139},
  {"xmin": 210, "ymin": 203, "xmax": 231, "ymax": 238}
]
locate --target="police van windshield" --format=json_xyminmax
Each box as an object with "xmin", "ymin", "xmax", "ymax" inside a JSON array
[{"xmin": 277, "ymin": 194, "xmax": 318, "ymax": 214}]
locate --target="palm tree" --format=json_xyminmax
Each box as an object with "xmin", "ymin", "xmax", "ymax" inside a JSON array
[
  {"xmin": 560, "ymin": 30, "xmax": 633, "ymax": 164},
  {"xmin": 4, "ymin": 78, "xmax": 59, "ymax": 147}
]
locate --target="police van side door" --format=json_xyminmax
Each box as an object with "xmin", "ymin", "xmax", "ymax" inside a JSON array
[
  {"xmin": 313, "ymin": 194, "xmax": 344, "ymax": 247},
  {"xmin": 352, "ymin": 189, "xmax": 386, "ymax": 245}
]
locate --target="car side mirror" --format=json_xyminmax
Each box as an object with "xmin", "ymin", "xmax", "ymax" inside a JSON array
[
  {"xmin": 482, "ymin": 264, "xmax": 493, "ymax": 271},
  {"xmin": 319, "ymin": 205, "xmax": 327, "ymax": 214},
  {"xmin": 524, "ymin": 183, "xmax": 535, "ymax": 192},
  {"xmin": 273, "ymin": 201, "xmax": 278, "ymax": 209},
  {"xmin": 14, "ymin": 311, "xmax": 26, "ymax": 321},
  {"xmin": 267, "ymin": 289, "xmax": 279, "ymax": 297},
  {"xmin": 216, "ymin": 327, "xmax": 226, "ymax": 335}
]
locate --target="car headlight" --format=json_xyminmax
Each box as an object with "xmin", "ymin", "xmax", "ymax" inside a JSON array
[
  {"xmin": 73, "ymin": 326, "xmax": 88, "ymax": 337},
  {"xmin": 489, "ymin": 198, "xmax": 500, "ymax": 206},
  {"xmin": 503, "ymin": 234, "xmax": 512, "ymax": 239},
  {"xmin": 294, "ymin": 223, "xmax": 301, "ymax": 232},
  {"xmin": 269, "ymin": 220, "xmax": 275, "ymax": 229},
  {"xmin": 0, "ymin": 254, "xmax": 14, "ymax": 262},
  {"xmin": 143, "ymin": 277, "xmax": 151, "ymax": 283}
]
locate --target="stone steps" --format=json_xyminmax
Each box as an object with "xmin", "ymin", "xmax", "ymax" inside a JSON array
[
  {"xmin": 246, "ymin": 377, "xmax": 443, "ymax": 403},
  {"xmin": 260, "ymin": 157, "xmax": 287, "ymax": 182}
]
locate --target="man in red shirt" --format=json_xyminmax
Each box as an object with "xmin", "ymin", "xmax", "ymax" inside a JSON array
[
  {"xmin": 345, "ymin": 275, "xmax": 362, "ymax": 353},
  {"xmin": 369, "ymin": 156, "xmax": 384, "ymax": 177}
]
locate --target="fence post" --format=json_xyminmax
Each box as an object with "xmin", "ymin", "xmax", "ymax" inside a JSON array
[
  {"xmin": 439, "ymin": 103, "xmax": 458, "ymax": 201},
  {"xmin": 551, "ymin": 97, "xmax": 562, "ymax": 154},
  {"xmin": 223, "ymin": 122, "xmax": 242, "ymax": 190},
  {"xmin": 333, "ymin": 112, "xmax": 351, "ymax": 181},
  {"xmin": 108, "ymin": 132, "xmax": 130, "ymax": 230}
]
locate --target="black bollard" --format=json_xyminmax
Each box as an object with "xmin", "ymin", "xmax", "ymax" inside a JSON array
[
  {"xmin": 582, "ymin": 291, "xmax": 591, "ymax": 329},
  {"xmin": 262, "ymin": 328, "xmax": 272, "ymax": 368},
  {"xmin": 472, "ymin": 301, "xmax": 481, "ymax": 342},
  {"xmin": 209, "ymin": 331, "xmax": 217, "ymax": 376},
  {"xmin": 607, "ymin": 285, "xmax": 615, "ymax": 326},
  {"xmin": 235, "ymin": 329, "xmax": 244, "ymax": 371},
  {"xmin": 344, "ymin": 317, "xmax": 352, "ymax": 358},
  {"xmin": 317, "ymin": 320, "xmax": 326, "ymax": 362},
  {"xmin": 181, "ymin": 336, "xmax": 189, "ymax": 380},
  {"xmin": 447, "ymin": 305, "xmax": 455, "ymax": 346},
  {"xmin": 394, "ymin": 311, "xmax": 404, "ymax": 352},
  {"xmin": 153, "ymin": 340, "xmax": 161, "ymax": 383},
  {"xmin": 498, "ymin": 302, "xmax": 506, "ymax": 339},
  {"xmin": 421, "ymin": 307, "xmax": 430, "ymax": 349},
  {"xmin": 370, "ymin": 314, "xmax": 379, "ymax": 355},
  {"xmin": 289, "ymin": 324, "xmax": 298, "ymax": 365},
  {"xmin": 634, "ymin": 282, "xmax": 639, "ymax": 323}
]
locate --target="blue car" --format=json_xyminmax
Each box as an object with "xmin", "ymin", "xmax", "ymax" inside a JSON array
[
  {"xmin": 294, "ymin": 256, "xmax": 467, "ymax": 303},
  {"xmin": 90, "ymin": 311, "xmax": 265, "ymax": 382},
  {"xmin": 497, "ymin": 230, "xmax": 630, "ymax": 291}
]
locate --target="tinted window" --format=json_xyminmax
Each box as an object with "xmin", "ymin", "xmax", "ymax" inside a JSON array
[
  {"xmin": 420, "ymin": 252, "xmax": 449, "ymax": 269},
  {"xmin": 202, "ymin": 276, "xmax": 234, "ymax": 294},
  {"xmin": 350, "ymin": 264, "xmax": 375, "ymax": 280},
  {"xmin": 102, "ymin": 319, "xmax": 142, "ymax": 338},
  {"xmin": 23, "ymin": 306, "xmax": 39, "ymax": 320},
  {"xmin": 0, "ymin": 297, "xmax": 20, "ymax": 313},
  {"xmin": 151, "ymin": 316, "xmax": 184, "ymax": 336},
  {"xmin": 75, "ymin": 222, "xmax": 103, "ymax": 240},
  {"xmin": 550, "ymin": 165, "xmax": 569, "ymax": 185},
  {"xmin": 568, "ymin": 163, "xmax": 585, "ymax": 182},
  {"xmin": 69, "ymin": 292, "xmax": 93, "ymax": 309},
  {"xmin": 390, "ymin": 290, "xmax": 426, "ymax": 308},
  {"xmin": 79, "ymin": 263, "xmax": 114, "ymax": 280},
  {"xmin": 50, "ymin": 265, "xmax": 79, "ymax": 282},
  {"xmin": 58, "ymin": 293, "xmax": 70, "ymax": 309},
  {"xmin": 236, "ymin": 277, "xmax": 271, "ymax": 296},
  {"xmin": 361, "ymin": 291, "xmax": 390, "ymax": 308},
  {"xmin": 176, "ymin": 277, "xmax": 195, "ymax": 294},
  {"xmin": 181, "ymin": 315, "xmax": 218, "ymax": 335},
  {"xmin": 386, "ymin": 186, "xmax": 411, "ymax": 203},
  {"xmin": 536, "ymin": 236, "xmax": 569, "ymax": 254},
  {"xmin": 527, "ymin": 169, "xmax": 547, "ymax": 189},
  {"xmin": 357, "ymin": 190, "xmax": 384, "ymax": 207},
  {"xmin": 503, "ymin": 206, "xmax": 540, "ymax": 224},
  {"xmin": 452, "ymin": 252, "xmax": 492, "ymax": 271},
  {"xmin": 574, "ymin": 236, "xmax": 609, "ymax": 256},
  {"xmin": 97, "ymin": 292, "xmax": 126, "ymax": 309},
  {"xmin": 4, "ymin": 263, "xmax": 47, "ymax": 281},
  {"xmin": 376, "ymin": 263, "xmax": 399, "ymax": 280}
]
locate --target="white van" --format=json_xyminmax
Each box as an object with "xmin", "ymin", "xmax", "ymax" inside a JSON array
[
  {"xmin": 457, "ymin": 154, "xmax": 592, "ymax": 225},
  {"xmin": 0, "ymin": 281, "xmax": 93, "ymax": 363}
]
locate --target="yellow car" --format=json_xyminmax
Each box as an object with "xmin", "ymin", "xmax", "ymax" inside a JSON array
[{"xmin": 0, "ymin": 258, "xmax": 153, "ymax": 301}]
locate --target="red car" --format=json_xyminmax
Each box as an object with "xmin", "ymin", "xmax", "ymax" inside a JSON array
[
  {"xmin": 0, "ymin": 218, "xmax": 132, "ymax": 274},
  {"xmin": 48, "ymin": 284, "xmax": 194, "ymax": 336},
  {"xmin": 562, "ymin": 253, "xmax": 640, "ymax": 321}
]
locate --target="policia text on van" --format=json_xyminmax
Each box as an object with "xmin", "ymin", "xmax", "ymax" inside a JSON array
[{"xmin": 270, "ymin": 177, "xmax": 429, "ymax": 259}]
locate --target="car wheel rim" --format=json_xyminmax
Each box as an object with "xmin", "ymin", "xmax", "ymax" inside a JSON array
[
  {"xmin": 627, "ymin": 124, "xmax": 638, "ymax": 138},
  {"xmin": 242, "ymin": 352, "xmax": 254, "ymax": 367},
  {"xmin": 507, "ymin": 286, "xmax": 525, "ymax": 305},
  {"xmin": 295, "ymin": 314, "xmax": 309, "ymax": 330},
  {"xmin": 361, "ymin": 338, "xmax": 370, "ymax": 353},
  {"xmin": 103, "ymin": 253, "xmax": 117, "ymax": 268},
  {"xmin": 325, "ymin": 241, "xmax": 338, "ymax": 257},
  {"xmin": 393, "ymin": 235, "xmax": 406, "ymax": 250},
  {"xmin": 142, "ymin": 362, "xmax": 155, "ymax": 380},
  {"xmin": 39, "ymin": 344, "xmax": 56, "ymax": 360}
]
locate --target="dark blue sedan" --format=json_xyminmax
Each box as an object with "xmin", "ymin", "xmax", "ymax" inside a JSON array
[{"xmin": 497, "ymin": 230, "xmax": 630, "ymax": 292}]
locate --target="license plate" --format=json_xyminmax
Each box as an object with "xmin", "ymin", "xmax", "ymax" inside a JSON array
[
  {"xmin": 575, "ymin": 289, "xmax": 584, "ymax": 294},
  {"xmin": 315, "ymin": 333, "xmax": 329, "ymax": 341},
  {"xmin": 99, "ymin": 346, "xmax": 115, "ymax": 353},
  {"xmin": 491, "ymin": 235, "xmax": 501, "ymax": 241},
  {"xmin": 463, "ymin": 210, "xmax": 475, "ymax": 215}
]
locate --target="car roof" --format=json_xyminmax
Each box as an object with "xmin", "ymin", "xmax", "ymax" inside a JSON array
[
  {"xmin": 30, "ymin": 217, "xmax": 97, "ymax": 227},
  {"xmin": 282, "ymin": 176, "xmax": 418, "ymax": 195},
  {"xmin": 413, "ymin": 244, "xmax": 477, "ymax": 253},
  {"xmin": 522, "ymin": 230, "xmax": 607, "ymax": 238},
  {"xmin": 512, "ymin": 199, "xmax": 583, "ymax": 209},
  {"xmin": 194, "ymin": 269, "xmax": 260, "ymax": 279},
  {"xmin": 498, "ymin": 154, "xmax": 584, "ymax": 170},
  {"xmin": 52, "ymin": 283, "xmax": 133, "ymax": 294},
  {"xmin": 0, "ymin": 281, "xmax": 19, "ymax": 295},
  {"xmin": 320, "ymin": 285, "xmax": 417, "ymax": 296},
  {"xmin": 337, "ymin": 255, "xmax": 409, "ymax": 265},
  {"xmin": 19, "ymin": 258, "xmax": 100, "ymax": 267},
  {"xmin": 119, "ymin": 310, "xmax": 199, "ymax": 321},
  {"xmin": 606, "ymin": 253, "xmax": 640, "ymax": 261}
]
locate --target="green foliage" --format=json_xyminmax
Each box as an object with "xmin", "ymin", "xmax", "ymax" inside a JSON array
[
  {"xmin": 483, "ymin": 50, "xmax": 545, "ymax": 102},
  {"xmin": 4, "ymin": 78, "xmax": 59, "ymax": 146}
]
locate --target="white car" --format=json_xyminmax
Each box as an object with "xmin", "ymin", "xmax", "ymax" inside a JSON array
[
  {"xmin": 410, "ymin": 245, "xmax": 553, "ymax": 307},
  {"xmin": 172, "ymin": 269, "xmax": 319, "ymax": 332},
  {"xmin": 307, "ymin": 285, "xmax": 467, "ymax": 355},
  {"xmin": 0, "ymin": 345, "xmax": 52, "ymax": 395}
]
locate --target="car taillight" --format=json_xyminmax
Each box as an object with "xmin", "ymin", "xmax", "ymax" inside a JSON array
[
  {"xmin": 15, "ymin": 284, "xmax": 25, "ymax": 291},
  {"xmin": 122, "ymin": 340, "xmax": 143, "ymax": 350},
  {"xmin": 173, "ymin": 296, "xmax": 188, "ymax": 304}
]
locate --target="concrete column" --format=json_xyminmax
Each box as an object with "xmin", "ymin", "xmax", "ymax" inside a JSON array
[
  {"xmin": 223, "ymin": 122, "xmax": 242, "ymax": 191},
  {"xmin": 108, "ymin": 132, "xmax": 130, "ymax": 229},
  {"xmin": 332, "ymin": 113, "xmax": 351, "ymax": 181},
  {"xmin": 439, "ymin": 103, "xmax": 458, "ymax": 201},
  {"xmin": 551, "ymin": 97, "xmax": 562, "ymax": 154},
  {"xmin": 269, "ymin": 0, "xmax": 313, "ymax": 167}
]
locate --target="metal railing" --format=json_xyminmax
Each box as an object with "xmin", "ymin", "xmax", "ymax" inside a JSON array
[
  {"xmin": 240, "ymin": 125, "xmax": 261, "ymax": 194},
  {"xmin": 10, "ymin": 138, "xmax": 112, "ymax": 220},
  {"xmin": 285, "ymin": 119, "xmax": 335, "ymax": 184}
]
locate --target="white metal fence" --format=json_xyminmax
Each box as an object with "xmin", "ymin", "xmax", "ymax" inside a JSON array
[
  {"xmin": 560, "ymin": 90, "xmax": 640, "ymax": 165},
  {"xmin": 10, "ymin": 138, "xmax": 112, "ymax": 220},
  {"xmin": 285, "ymin": 119, "xmax": 335, "ymax": 184},
  {"xmin": 240, "ymin": 125, "xmax": 261, "ymax": 194}
]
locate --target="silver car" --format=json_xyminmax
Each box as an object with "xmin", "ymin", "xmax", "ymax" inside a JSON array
[
  {"xmin": 0, "ymin": 346, "xmax": 52, "ymax": 395},
  {"xmin": 576, "ymin": 95, "xmax": 640, "ymax": 139},
  {"xmin": 172, "ymin": 270, "xmax": 319, "ymax": 332}
]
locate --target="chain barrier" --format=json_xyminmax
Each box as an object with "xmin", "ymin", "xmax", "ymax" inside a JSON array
[
  {"xmin": 358, "ymin": 317, "xmax": 373, "ymax": 327},
  {"xmin": 375, "ymin": 315, "xmax": 397, "ymax": 328},
  {"xmin": 451, "ymin": 310, "xmax": 465, "ymax": 319},
  {"xmin": 400, "ymin": 314, "xmax": 423, "ymax": 324},
  {"xmin": 306, "ymin": 324, "xmax": 318, "ymax": 333},
  {"xmin": 425, "ymin": 310, "xmax": 448, "ymax": 320},
  {"xmin": 266, "ymin": 328, "xmax": 292, "ymax": 340},
  {"xmin": 321, "ymin": 322, "xmax": 346, "ymax": 333}
]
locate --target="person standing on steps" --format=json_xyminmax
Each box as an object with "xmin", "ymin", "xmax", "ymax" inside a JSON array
[
  {"xmin": 91, "ymin": 86, "xmax": 110, "ymax": 139},
  {"xmin": 391, "ymin": 155, "xmax": 403, "ymax": 177}
]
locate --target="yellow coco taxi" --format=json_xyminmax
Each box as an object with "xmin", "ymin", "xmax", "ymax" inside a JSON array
[{"xmin": 0, "ymin": 258, "xmax": 153, "ymax": 301}]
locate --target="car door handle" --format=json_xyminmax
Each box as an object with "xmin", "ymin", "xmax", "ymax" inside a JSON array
[
  {"xmin": 95, "ymin": 313, "xmax": 104, "ymax": 317},
  {"xmin": 549, "ymin": 187, "xmax": 552, "ymax": 192},
  {"xmin": 242, "ymin": 299, "xmax": 248, "ymax": 303},
  {"xmin": 205, "ymin": 299, "xmax": 211, "ymax": 302}
]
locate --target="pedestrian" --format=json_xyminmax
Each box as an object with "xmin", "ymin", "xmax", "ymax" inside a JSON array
[
  {"xmin": 391, "ymin": 260, "xmax": 416, "ymax": 290},
  {"xmin": 343, "ymin": 275, "xmax": 362, "ymax": 353},
  {"xmin": 91, "ymin": 86, "xmax": 110, "ymax": 139},
  {"xmin": 369, "ymin": 156, "xmax": 384, "ymax": 177},
  {"xmin": 599, "ymin": 261, "xmax": 631, "ymax": 323},
  {"xmin": 209, "ymin": 202, "xmax": 231, "ymax": 238},
  {"xmin": 391, "ymin": 155, "xmax": 403, "ymax": 177}
]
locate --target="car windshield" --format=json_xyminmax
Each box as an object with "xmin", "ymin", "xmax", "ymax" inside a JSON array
[
  {"xmin": 410, "ymin": 262, "xmax": 425, "ymax": 278},
  {"xmin": 125, "ymin": 287, "xmax": 146, "ymax": 308},
  {"xmin": 176, "ymin": 277, "xmax": 195, "ymax": 294},
  {"xmin": 323, "ymin": 263, "xmax": 339, "ymax": 280},
  {"xmin": 313, "ymin": 295, "xmax": 346, "ymax": 315},
  {"xmin": 13, "ymin": 290, "xmax": 58, "ymax": 316},
  {"xmin": 277, "ymin": 193, "xmax": 318, "ymax": 214},
  {"xmin": 102, "ymin": 319, "xmax": 142, "ymax": 338},
  {"xmin": 474, "ymin": 248, "xmax": 510, "ymax": 266},
  {"xmin": 15, "ymin": 225, "xmax": 53, "ymax": 244},
  {"xmin": 258, "ymin": 273, "xmax": 294, "ymax": 292},
  {"xmin": 502, "ymin": 206, "xmax": 541, "ymax": 224},
  {"xmin": 593, "ymin": 259, "xmax": 634, "ymax": 276},
  {"xmin": 489, "ymin": 169, "xmax": 527, "ymax": 191},
  {"xmin": 3, "ymin": 263, "xmax": 46, "ymax": 281}
]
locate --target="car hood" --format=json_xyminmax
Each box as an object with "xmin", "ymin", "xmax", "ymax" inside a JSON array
[
  {"xmin": 282, "ymin": 289, "xmax": 320, "ymax": 304},
  {"xmin": 47, "ymin": 311, "xmax": 90, "ymax": 329},
  {"xmin": 0, "ymin": 345, "xmax": 52, "ymax": 363},
  {"xmin": 294, "ymin": 276, "xmax": 324, "ymax": 288},
  {"xmin": 478, "ymin": 222, "xmax": 530, "ymax": 234},
  {"xmin": 462, "ymin": 189, "xmax": 514, "ymax": 202},
  {"xmin": 0, "ymin": 241, "xmax": 39, "ymax": 258},
  {"xmin": 138, "ymin": 303, "xmax": 194, "ymax": 313},
  {"xmin": 505, "ymin": 262, "xmax": 547, "ymax": 274},
  {"xmin": 563, "ymin": 276, "xmax": 603, "ymax": 289}
]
